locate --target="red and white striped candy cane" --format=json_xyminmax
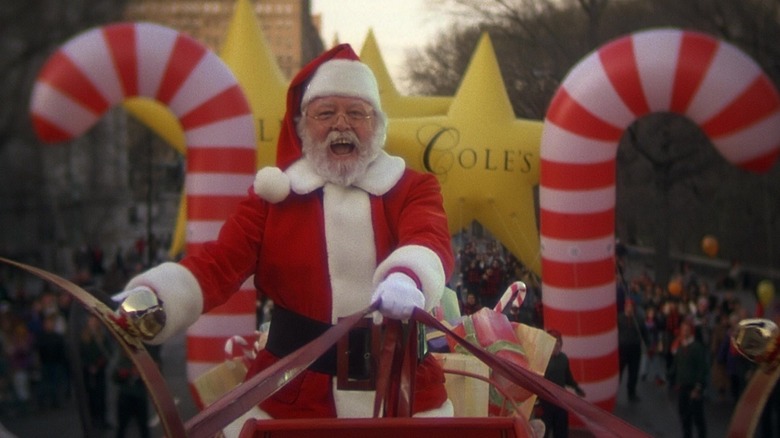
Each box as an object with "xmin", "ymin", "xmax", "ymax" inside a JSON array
[
  {"xmin": 29, "ymin": 22, "xmax": 258, "ymax": 407},
  {"xmin": 540, "ymin": 28, "xmax": 780, "ymax": 411},
  {"xmin": 493, "ymin": 281, "xmax": 527, "ymax": 313}
]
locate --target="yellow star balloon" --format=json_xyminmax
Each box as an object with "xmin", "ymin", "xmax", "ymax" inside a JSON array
[
  {"xmin": 359, "ymin": 30, "xmax": 452, "ymax": 118},
  {"xmin": 219, "ymin": 0, "xmax": 287, "ymax": 169},
  {"xmin": 117, "ymin": 3, "xmax": 544, "ymax": 271},
  {"xmin": 387, "ymin": 33, "xmax": 543, "ymax": 273}
]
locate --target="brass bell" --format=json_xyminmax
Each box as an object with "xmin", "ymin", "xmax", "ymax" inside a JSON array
[
  {"xmin": 732, "ymin": 318, "xmax": 779, "ymax": 364},
  {"xmin": 118, "ymin": 288, "xmax": 166, "ymax": 340}
]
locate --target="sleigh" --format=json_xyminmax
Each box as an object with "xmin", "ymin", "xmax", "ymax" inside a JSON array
[{"xmin": 2, "ymin": 257, "xmax": 770, "ymax": 438}]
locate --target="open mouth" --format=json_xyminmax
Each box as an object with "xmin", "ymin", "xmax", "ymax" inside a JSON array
[{"xmin": 330, "ymin": 138, "xmax": 356, "ymax": 156}]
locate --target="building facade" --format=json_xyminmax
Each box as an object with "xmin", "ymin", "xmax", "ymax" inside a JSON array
[{"xmin": 123, "ymin": 0, "xmax": 325, "ymax": 78}]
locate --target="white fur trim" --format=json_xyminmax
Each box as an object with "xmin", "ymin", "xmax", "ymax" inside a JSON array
[
  {"xmin": 253, "ymin": 167, "xmax": 290, "ymax": 203},
  {"xmin": 125, "ymin": 262, "xmax": 203, "ymax": 345},
  {"xmin": 333, "ymin": 380, "xmax": 376, "ymax": 417},
  {"xmin": 302, "ymin": 59, "xmax": 381, "ymax": 110},
  {"xmin": 286, "ymin": 151, "xmax": 404, "ymax": 197},
  {"xmin": 323, "ymin": 184, "xmax": 376, "ymax": 322},
  {"xmin": 286, "ymin": 157, "xmax": 326, "ymax": 195},
  {"xmin": 413, "ymin": 398, "xmax": 454, "ymax": 417},
  {"xmin": 373, "ymin": 245, "xmax": 445, "ymax": 311},
  {"xmin": 352, "ymin": 152, "xmax": 405, "ymax": 196},
  {"xmin": 222, "ymin": 405, "xmax": 272, "ymax": 438},
  {"xmin": 332, "ymin": 388, "xmax": 454, "ymax": 418}
]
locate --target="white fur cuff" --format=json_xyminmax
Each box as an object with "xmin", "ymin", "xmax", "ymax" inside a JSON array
[{"xmin": 125, "ymin": 262, "xmax": 203, "ymax": 345}]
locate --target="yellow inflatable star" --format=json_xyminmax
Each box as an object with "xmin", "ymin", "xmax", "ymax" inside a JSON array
[
  {"xmin": 359, "ymin": 30, "xmax": 451, "ymax": 118},
  {"xmin": 118, "ymin": 4, "xmax": 544, "ymax": 272},
  {"xmin": 218, "ymin": 0, "xmax": 287, "ymax": 169},
  {"xmin": 387, "ymin": 33, "xmax": 543, "ymax": 273}
]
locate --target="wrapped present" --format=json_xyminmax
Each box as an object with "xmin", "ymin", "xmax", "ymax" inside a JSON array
[
  {"xmin": 193, "ymin": 358, "xmax": 248, "ymax": 407},
  {"xmin": 448, "ymin": 308, "xmax": 533, "ymax": 404},
  {"xmin": 433, "ymin": 352, "xmax": 490, "ymax": 417},
  {"xmin": 193, "ymin": 332, "xmax": 265, "ymax": 407},
  {"xmin": 446, "ymin": 303, "xmax": 555, "ymax": 417},
  {"xmin": 427, "ymin": 287, "xmax": 462, "ymax": 352},
  {"xmin": 511, "ymin": 322, "xmax": 556, "ymax": 418}
]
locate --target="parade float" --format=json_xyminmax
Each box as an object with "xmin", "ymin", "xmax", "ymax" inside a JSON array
[{"xmin": 6, "ymin": 0, "xmax": 780, "ymax": 435}]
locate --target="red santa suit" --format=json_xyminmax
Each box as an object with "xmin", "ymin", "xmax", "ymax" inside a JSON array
[{"xmin": 124, "ymin": 44, "xmax": 454, "ymax": 421}]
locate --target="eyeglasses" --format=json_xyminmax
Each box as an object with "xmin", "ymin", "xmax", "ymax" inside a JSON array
[{"xmin": 305, "ymin": 108, "xmax": 374, "ymax": 126}]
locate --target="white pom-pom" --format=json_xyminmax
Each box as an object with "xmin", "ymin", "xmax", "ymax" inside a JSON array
[{"xmin": 253, "ymin": 167, "xmax": 290, "ymax": 203}]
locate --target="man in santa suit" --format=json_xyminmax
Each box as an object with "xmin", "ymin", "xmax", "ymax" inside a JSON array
[{"xmin": 116, "ymin": 44, "xmax": 455, "ymax": 429}]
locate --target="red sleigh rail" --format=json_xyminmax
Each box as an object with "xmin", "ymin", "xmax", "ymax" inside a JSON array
[{"xmin": 3, "ymin": 256, "xmax": 771, "ymax": 437}]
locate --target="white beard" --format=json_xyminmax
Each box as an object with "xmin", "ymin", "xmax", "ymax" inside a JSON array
[{"xmin": 298, "ymin": 123, "xmax": 384, "ymax": 187}]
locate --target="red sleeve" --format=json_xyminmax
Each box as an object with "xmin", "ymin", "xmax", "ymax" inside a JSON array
[{"xmin": 180, "ymin": 188, "xmax": 269, "ymax": 312}]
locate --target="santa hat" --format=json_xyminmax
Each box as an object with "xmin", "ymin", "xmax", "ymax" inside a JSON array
[{"xmin": 300, "ymin": 59, "xmax": 381, "ymax": 111}]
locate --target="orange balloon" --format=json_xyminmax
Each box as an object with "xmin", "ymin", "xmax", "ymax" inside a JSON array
[
  {"xmin": 668, "ymin": 278, "xmax": 683, "ymax": 296},
  {"xmin": 701, "ymin": 235, "xmax": 719, "ymax": 257}
]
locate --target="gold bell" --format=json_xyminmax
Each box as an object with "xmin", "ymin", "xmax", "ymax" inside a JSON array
[
  {"xmin": 118, "ymin": 288, "xmax": 166, "ymax": 340},
  {"xmin": 732, "ymin": 318, "xmax": 779, "ymax": 365}
]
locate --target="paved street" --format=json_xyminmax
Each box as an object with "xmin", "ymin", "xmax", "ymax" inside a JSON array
[{"xmin": 0, "ymin": 330, "xmax": 741, "ymax": 438}]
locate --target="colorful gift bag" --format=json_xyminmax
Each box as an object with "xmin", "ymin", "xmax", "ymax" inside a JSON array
[{"xmin": 445, "ymin": 289, "xmax": 555, "ymax": 418}]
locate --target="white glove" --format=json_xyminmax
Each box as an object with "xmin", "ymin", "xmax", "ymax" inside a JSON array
[{"xmin": 370, "ymin": 272, "xmax": 425, "ymax": 323}]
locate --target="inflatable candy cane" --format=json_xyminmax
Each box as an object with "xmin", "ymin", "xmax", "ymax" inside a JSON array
[
  {"xmin": 540, "ymin": 28, "xmax": 780, "ymax": 411},
  {"xmin": 29, "ymin": 22, "xmax": 258, "ymax": 406}
]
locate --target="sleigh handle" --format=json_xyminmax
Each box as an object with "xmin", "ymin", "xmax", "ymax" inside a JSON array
[{"xmin": 189, "ymin": 305, "xmax": 651, "ymax": 438}]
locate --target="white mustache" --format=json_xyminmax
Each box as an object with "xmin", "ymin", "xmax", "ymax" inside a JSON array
[{"xmin": 327, "ymin": 131, "xmax": 360, "ymax": 146}]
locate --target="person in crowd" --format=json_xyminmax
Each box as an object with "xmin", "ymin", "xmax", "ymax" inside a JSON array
[
  {"xmin": 7, "ymin": 320, "xmax": 34, "ymax": 416},
  {"xmin": 662, "ymin": 299, "xmax": 682, "ymax": 378},
  {"xmin": 113, "ymin": 351, "xmax": 150, "ymax": 438},
  {"xmin": 461, "ymin": 292, "xmax": 483, "ymax": 316},
  {"xmin": 673, "ymin": 319, "xmax": 708, "ymax": 438},
  {"xmin": 35, "ymin": 313, "xmax": 68, "ymax": 409},
  {"xmin": 115, "ymin": 44, "xmax": 455, "ymax": 435},
  {"xmin": 641, "ymin": 305, "xmax": 666, "ymax": 386},
  {"xmin": 80, "ymin": 314, "xmax": 113, "ymax": 430},
  {"xmin": 463, "ymin": 259, "xmax": 483, "ymax": 297},
  {"xmin": 480, "ymin": 260, "xmax": 504, "ymax": 309},
  {"xmin": 0, "ymin": 307, "xmax": 12, "ymax": 412},
  {"xmin": 617, "ymin": 298, "xmax": 645, "ymax": 401},
  {"xmin": 539, "ymin": 329, "xmax": 585, "ymax": 438},
  {"xmin": 708, "ymin": 312, "xmax": 731, "ymax": 400}
]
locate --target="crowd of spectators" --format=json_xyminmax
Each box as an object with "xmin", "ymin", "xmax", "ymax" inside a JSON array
[
  {"xmin": 450, "ymin": 234, "xmax": 779, "ymax": 432},
  {"xmin": 452, "ymin": 234, "xmax": 543, "ymax": 327},
  {"xmin": 611, "ymin": 255, "xmax": 780, "ymax": 436},
  {"xmin": 1, "ymin": 232, "xmax": 777, "ymax": 434},
  {"xmin": 0, "ymin": 235, "xmax": 167, "ymax": 431},
  {"xmin": 614, "ymin": 258, "xmax": 763, "ymax": 404}
]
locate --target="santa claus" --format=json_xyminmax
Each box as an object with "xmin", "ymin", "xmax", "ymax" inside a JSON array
[{"xmin": 116, "ymin": 44, "xmax": 455, "ymax": 431}]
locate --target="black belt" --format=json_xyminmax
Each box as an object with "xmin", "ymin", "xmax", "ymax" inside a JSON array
[{"xmin": 265, "ymin": 305, "xmax": 375, "ymax": 382}]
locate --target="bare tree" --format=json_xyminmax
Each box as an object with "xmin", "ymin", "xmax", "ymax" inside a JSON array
[
  {"xmin": 405, "ymin": 0, "xmax": 780, "ymax": 278},
  {"xmin": 0, "ymin": 1, "xmax": 128, "ymax": 150},
  {"xmin": 0, "ymin": 0, "xmax": 127, "ymax": 269}
]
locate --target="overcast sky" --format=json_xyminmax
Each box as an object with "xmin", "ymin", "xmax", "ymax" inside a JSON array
[{"xmin": 310, "ymin": 0, "xmax": 450, "ymax": 81}]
